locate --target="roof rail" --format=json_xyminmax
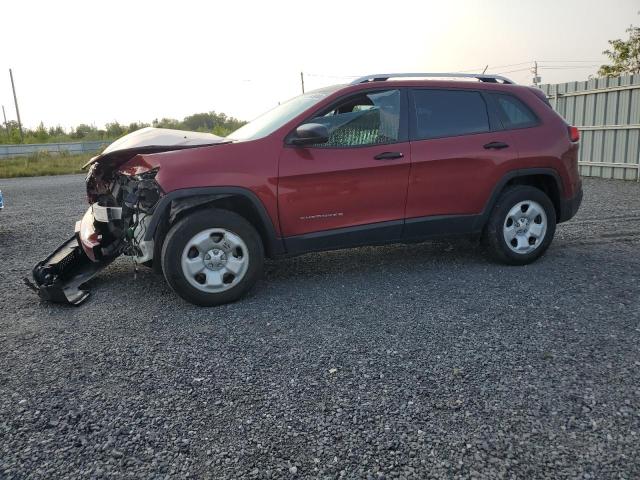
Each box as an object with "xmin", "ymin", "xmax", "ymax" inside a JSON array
[{"xmin": 350, "ymin": 72, "xmax": 515, "ymax": 85}]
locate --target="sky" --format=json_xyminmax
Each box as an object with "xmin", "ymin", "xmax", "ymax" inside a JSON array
[{"xmin": 1, "ymin": 0, "xmax": 638, "ymax": 130}]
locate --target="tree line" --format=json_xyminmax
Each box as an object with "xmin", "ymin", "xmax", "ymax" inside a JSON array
[{"xmin": 0, "ymin": 111, "xmax": 246, "ymax": 145}]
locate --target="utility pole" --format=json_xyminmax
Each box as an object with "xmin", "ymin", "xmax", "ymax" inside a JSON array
[
  {"xmin": 1, "ymin": 105, "xmax": 10, "ymax": 139},
  {"xmin": 300, "ymin": 71, "xmax": 305, "ymax": 94},
  {"xmin": 532, "ymin": 61, "xmax": 541, "ymax": 87},
  {"xmin": 9, "ymin": 69, "xmax": 23, "ymax": 142}
]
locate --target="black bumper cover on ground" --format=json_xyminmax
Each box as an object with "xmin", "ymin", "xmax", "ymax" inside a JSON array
[{"xmin": 31, "ymin": 235, "xmax": 116, "ymax": 305}]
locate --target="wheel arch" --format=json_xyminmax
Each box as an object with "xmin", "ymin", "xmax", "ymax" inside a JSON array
[
  {"xmin": 476, "ymin": 168, "xmax": 563, "ymax": 230},
  {"xmin": 146, "ymin": 187, "xmax": 285, "ymax": 260}
]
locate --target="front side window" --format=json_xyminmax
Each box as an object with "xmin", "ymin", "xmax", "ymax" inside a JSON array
[
  {"xmin": 491, "ymin": 93, "xmax": 539, "ymax": 129},
  {"xmin": 412, "ymin": 89, "xmax": 490, "ymax": 140},
  {"xmin": 301, "ymin": 89, "xmax": 401, "ymax": 147}
]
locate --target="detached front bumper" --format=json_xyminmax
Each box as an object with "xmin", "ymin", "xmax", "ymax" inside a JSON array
[{"xmin": 31, "ymin": 207, "xmax": 119, "ymax": 305}]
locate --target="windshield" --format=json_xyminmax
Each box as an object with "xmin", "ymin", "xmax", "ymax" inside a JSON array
[{"xmin": 227, "ymin": 86, "xmax": 342, "ymax": 141}]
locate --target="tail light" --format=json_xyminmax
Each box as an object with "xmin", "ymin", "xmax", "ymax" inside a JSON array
[{"xmin": 568, "ymin": 126, "xmax": 580, "ymax": 142}]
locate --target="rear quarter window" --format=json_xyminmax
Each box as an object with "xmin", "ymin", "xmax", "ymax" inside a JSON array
[{"xmin": 491, "ymin": 93, "xmax": 539, "ymax": 130}]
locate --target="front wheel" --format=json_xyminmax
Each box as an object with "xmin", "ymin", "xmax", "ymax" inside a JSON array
[
  {"xmin": 482, "ymin": 185, "xmax": 556, "ymax": 265},
  {"xmin": 161, "ymin": 209, "xmax": 264, "ymax": 306}
]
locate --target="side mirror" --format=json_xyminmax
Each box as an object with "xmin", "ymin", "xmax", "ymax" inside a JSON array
[{"xmin": 289, "ymin": 123, "xmax": 329, "ymax": 146}]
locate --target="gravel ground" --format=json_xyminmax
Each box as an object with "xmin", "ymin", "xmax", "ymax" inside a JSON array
[{"xmin": 0, "ymin": 175, "xmax": 639, "ymax": 479}]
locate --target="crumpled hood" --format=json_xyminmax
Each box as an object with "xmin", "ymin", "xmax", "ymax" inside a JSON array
[
  {"xmin": 85, "ymin": 127, "xmax": 229, "ymax": 169},
  {"xmin": 84, "ymin": 127, "xmax": 230, "ymax": 202},
  {"xmin": 101, "ymin": 127, "xmax": 225, "ymax": 155}
]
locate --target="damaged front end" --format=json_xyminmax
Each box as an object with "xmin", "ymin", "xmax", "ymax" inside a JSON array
[
  {"xmin": 32, "ymin": 166, "xmax": 162, "ymax": 305},
  {"xmin": 31, "ymin": 127, "xmax": 226, "ymax": 305}
]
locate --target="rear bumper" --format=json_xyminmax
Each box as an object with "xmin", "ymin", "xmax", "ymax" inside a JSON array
[{"xmin": 558, "ymin": 186, "xmax": 583, "ymax": 223}]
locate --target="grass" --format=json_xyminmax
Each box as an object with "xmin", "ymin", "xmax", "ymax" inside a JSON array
[{"xmin": 0, "ymin": 152, "xmax": 95, "ymax": 178}]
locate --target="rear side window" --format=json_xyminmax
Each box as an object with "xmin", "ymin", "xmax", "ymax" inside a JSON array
[
  {"xmin": 491, "ymin": 93, "xmax": 539, "ymax": 129},
  {"xmin": 412, "ymin": 89, "xmax": 490, "ymax": 140}
]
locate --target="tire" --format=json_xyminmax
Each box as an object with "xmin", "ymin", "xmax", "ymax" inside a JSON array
[
  {"xmin": 161, "ymin": 208, "xmax": 264, "ymax": 306},
  {"xmin": 482, "ymin": 185, "xmax": 556, "ymax": 265}
]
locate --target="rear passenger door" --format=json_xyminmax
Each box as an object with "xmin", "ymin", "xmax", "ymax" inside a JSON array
[{"xmin": 405, "ymin": 88, "xmax": 517, "ymax": 233}]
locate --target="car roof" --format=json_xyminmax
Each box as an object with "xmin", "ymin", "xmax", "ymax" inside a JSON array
[
  {"xmin": 349, "ymin": 72, "xmax": 514, "ymax": 84},
  {"xmin": 328, "ymin": 79, "xmax": 533, "ymax": 97}
]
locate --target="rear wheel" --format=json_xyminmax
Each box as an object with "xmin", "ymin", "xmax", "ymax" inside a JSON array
[
  {"xmin": 161, "ymin": 209, "xmax": 264, "ymax": 306},
  {"xmin": 483, "ymin": 185, "xmax": 556, "ymax": 265}
]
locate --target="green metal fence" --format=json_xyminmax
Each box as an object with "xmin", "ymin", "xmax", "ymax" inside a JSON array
[{"xmin": 540, "ymin": 74, "xmax": 640, "ymax": 181}]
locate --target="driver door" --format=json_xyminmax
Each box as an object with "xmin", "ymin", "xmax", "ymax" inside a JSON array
[{"xmin": 277, "ymin": 88, "xmax": 410, "ymax": 253}]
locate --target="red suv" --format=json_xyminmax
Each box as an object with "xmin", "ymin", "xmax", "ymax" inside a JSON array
[{"xmin": 32, "ymin": 73, "xmax": 583, "ymax": 306}]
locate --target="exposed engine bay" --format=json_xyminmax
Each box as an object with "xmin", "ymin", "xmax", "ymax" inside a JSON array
[{"xmin": 31, "ymin": 127, "xmax": 226, "ymax": 305}]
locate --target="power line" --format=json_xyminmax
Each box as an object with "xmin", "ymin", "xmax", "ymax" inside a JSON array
[
  {"xmin": 538, "ymin": 65, "xmax": 600, "ymax": 69},
  {"xmin": 303, "ymin": 60, "xmax": 602, "ymax": 88},
  {"xmin": 304, "ymin": 72, "xmax": 360, "ymax": 79},
  {"xmin": 538, "ymin": 59, "xmax": 602, "ymax": 63},
  {"xmin": 457, "ymin": 61, "xmax": 532, "ymax": 73},
  {"xmin": 485, "ymin": 61, "xmax": 533, "ymax": 70},
  {"xmin": 493, "ymin": 67, "xmax": 533, "ymax": 74},
  {"xmin": 464, "ymin": 59, "xmax": 603, "ymax": 75},
  {"xmin": 456, "ymin": 65, "xmax": 492, "ymax": 73}
]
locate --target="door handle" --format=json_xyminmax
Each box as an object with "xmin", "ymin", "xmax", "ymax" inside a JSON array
[
  {"xmin": 483, "ymin": 141, "xmax": 509, "ymax": 150},
  {"xmin": 374, "ymin": 151, "xmax": 404, "ymax": 160}
]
